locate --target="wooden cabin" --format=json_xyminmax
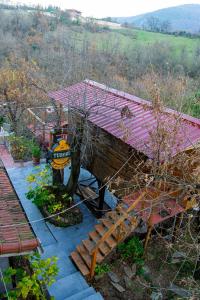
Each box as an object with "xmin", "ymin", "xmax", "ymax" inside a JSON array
[{"xmin": 49, "ymin": 79, "xmax": 200, "ymax": 189}]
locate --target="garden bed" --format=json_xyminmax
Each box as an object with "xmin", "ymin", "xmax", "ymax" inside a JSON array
[
  {"xmin": 40, "ymin": 186, "xmax": 83, "ymax": 227},
  {"xmin": 41, "ymin": 199, "xmax": 83, "ymax": 227},
  {"xmin": 26, "ymin": 168, "xmax": 83, "ymax": 228}
]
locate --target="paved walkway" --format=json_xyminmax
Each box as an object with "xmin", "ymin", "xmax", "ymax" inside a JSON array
[{"xmin": 6, "ymin": 163, "xmax": 104, "ymax": 300}]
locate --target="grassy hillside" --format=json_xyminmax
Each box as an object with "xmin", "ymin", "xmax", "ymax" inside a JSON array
[
  {"xmin": 87, "ymin": 27, "xmax": 199, "ymax": 56},
  {"xmin": 116, "ymin": 4, "xmax": 200, "ymax": 33}
]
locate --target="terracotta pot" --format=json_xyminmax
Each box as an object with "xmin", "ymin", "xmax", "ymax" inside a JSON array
[{"xmin": 32, "ymin": 156, "xmax": 40, "ymax": 165}]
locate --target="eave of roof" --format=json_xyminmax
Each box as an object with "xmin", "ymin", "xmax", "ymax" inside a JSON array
[{"xmin": 0, "ymin": 160, "xmax": 39, "ymax": 256}]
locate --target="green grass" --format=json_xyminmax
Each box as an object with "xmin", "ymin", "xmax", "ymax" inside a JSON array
[{"xmin": 71, "ymin": 26, "xmax": 200, "ymax": 57}]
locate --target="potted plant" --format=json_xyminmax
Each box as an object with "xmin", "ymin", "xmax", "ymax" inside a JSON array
[
  {"xmin": 31, "ymin": 144, "xmax": 41, "ymax": 165},
  {"xmin": 8, "ymin": 135, "xmax": 29, "ymax": 162}
]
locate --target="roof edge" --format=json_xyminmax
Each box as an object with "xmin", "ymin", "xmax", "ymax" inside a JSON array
[{"xmin": 84, "ymin": 79, "xmax": 200, "ymax": 128}]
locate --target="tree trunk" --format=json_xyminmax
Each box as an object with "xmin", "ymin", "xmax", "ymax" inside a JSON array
[
  {"xmin": 66, "ymin": 116, "xmax": 84, "ymax": 196},
  {"xmin": 53, "ymin": 170, "xmax": 63, "ymax": 186}
]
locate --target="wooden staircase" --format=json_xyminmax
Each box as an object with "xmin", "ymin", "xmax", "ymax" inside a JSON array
[{"xmin": 71, "ymin": 192, "xmax": 145, "ymax": 278}]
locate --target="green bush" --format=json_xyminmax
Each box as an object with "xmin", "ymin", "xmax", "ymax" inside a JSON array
[
  {"xmin": 8, "ymin": 135, "xmax": 31, "ymax": 161},
  {"xmin": 4, "ymin": 253, "xmax": 58, "ymax": 300},
  {"xmin": 26, "ymin": 186, "xmax": 55, "ymax": 208},
  {"xmin": 95, "ymin": 263, "xmax": 111, "ymax": 276},
  {"xmin": 118, "ymin": 236, "xmax": 144, "ymax": 265},
  {"xmin": 0, "ymin": 116, "xmax": 4, "ymax": 127},
  {"xmin": 31, "ymin": 144, "xmax": 41, "ymax": 158},
  {"xmin": 26, "ymin": 166, "xmax": 54, "ymax": 208},
  {"xmin": 26, "ymin": 166, "xmax": 72, "ymax": 212}
]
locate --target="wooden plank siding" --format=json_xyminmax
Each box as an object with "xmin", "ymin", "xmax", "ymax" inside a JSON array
[{"xmin": 69, "ymin": 115, "xmax": 148, "ymax": 197}]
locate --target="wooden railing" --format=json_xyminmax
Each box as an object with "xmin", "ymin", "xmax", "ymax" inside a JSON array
[{"xmin": 89, "ymin": 192, "xmax": 146, "ymax": 278}]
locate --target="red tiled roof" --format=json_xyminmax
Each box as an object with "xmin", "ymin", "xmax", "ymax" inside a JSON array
[
  {"xmin": 0, "ymin": 160, "xmax": 39, "ymax": 255},
  {"xmin": 49, "ymin": 79, "xmax": 200, "ymax": 159}
]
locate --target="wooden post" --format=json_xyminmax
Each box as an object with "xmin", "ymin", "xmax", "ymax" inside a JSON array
[
  {"xmin": 90, "ymin": 250, "xmax": 97, "ymax": 279},
  {"xmin": 144, "ymin": 211, "xmax": 154, "ymax": 253},
  {"xmin": 144, "ymin": 224, "xmax": 153, "ymax": 253},
  {"xmin": 44, "ymin": 109, "xmax": 47, "ymax": 124},
  {"xmin": 33, "ymin": 117, "xmax": 36, "ymax": 133},
  {"xmin": 42, "ymin": 124, "xmax": 45, "ymax": 143},
  {"xmin": 49, "ymin": 131, "xmax": 53, "ymax": 148},
  {"xmin": 98, "ymin": 180, "xmax": 106, "ymax": 217},
  {"xmin": 59, "ymin": 103, "xmax": 63, "ymax": 125}
]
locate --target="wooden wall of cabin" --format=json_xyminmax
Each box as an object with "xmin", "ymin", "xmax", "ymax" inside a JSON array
[{"xmin": 80, "ymin": 121, "xmax": 148, "ymax": 198}]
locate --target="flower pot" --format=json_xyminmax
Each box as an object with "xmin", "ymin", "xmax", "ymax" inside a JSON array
[{"xmin": 32, "ymin": 156, "xmax": 40, "ymax": 165}]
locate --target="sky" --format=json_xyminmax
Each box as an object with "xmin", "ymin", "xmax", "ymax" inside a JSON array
[{"xmin": 9, "ymin": 0, "xmax": 200, "ymax": 18}]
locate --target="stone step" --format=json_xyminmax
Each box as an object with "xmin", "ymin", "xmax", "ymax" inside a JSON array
[
  {"xmin": 48, "ymin": 271, "xmax": 88, "ymax": 300},
  {"xmin": 83, "ymin": 292, "xmax": 104, "ymax": 300},
  {"xmin": 64, "ymin": 287, "xmax": 96, "ymax": 300}
]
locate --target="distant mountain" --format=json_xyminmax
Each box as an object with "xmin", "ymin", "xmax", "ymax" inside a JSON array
[{"xmin": 115, "ymin": 4, "xmax": 200, "ymax": 33}]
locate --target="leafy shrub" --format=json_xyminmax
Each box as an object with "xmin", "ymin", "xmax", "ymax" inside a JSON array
[
  {"xmin": 47, "ymin": 201, "xmax": 65, "ymax": 214},
  {"xmin": 118, "ymin": 236, "xmax": 144, "ymax": 265},
  {"xmin": 26, "ymin": 166, "xmax": 72, "ymax": 212},
  {"xmin": 0, "ymin": 116, "xmax": 4, "ymax": 127},
  {"xmin": 8, "ymin": 135, "xmax": 31, "ymax": 161},
  {"xmin": 31, "ymin": 144, "xmax": 41, "ymax": 158},
  {"xmin": 26, "ymin": 186, "xmax": 55, "ymax": 208},
  {"xmin": 26, "ymin": 166, "xmax": 54, "ymax": 208},
  {"xmin": 95, "ymin": 263, "xmax": 111, "ymax": 276},
  {"xmin": 4, "ymin": 253, "xmax": 58, "ymax": 300}
]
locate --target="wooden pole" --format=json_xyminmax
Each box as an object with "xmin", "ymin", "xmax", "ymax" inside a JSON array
[
  {"xmin": 144, "ymin": 224, "xmax": 153, "ymax": 253},
  {"xmin": 98, "ymin": 180, "xmax": 106, "ymax": 217},
  {"xmin": 90, "ymin": 250, "xmax": 97, "ymax": 279},
  {"xmin": 42, "ymin": 124, "xmax": 45, "ymax": 143}
]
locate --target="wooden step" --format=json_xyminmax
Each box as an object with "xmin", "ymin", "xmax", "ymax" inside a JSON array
[
  {"xmin": 82, "ymin": 239, "xmax": 96, "ymax": 253},
  {"xmin": 95, "ymin": 224, "xmax": 117, "ymax": 249},
  {"xmin": 82, "ymin": 240, "xmax": 105, "ymax": 262},
  {"xmin": 89, "ymin": 231, "xmax": 111, "ymax": 256},
  {"xmin": 106, "ymin": 211, "xmax": 119, "ymax": 222},
  {"xmin": 71, "ymin": 251, "xmax": 90, "ymax": 276},
  {"xmin": 101, "ymin": 219, "xmax": 120, "ymax": 240},
  {"xmin": 77, "ymin": 185, "xmax": 98, "ymax": 200},
  {"xmin": 107, "ymin": 208, "xmax": 137, "ymax": 229},
  {"xmin": 77, "ymin": 245, "xmax": 92, "ymax": 268}
]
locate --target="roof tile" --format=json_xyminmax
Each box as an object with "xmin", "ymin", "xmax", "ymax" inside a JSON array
[{"xmin": 0, "ymin": 160, "xmax": 39, "ymax": 255}]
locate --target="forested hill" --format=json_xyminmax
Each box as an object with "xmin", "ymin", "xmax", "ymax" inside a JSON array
[
  {"xmin": 115, "ymin": 4, "xmax": 200, "ymax": 33},
  {"xmin": 0, "ymin": 3, "xmax": 200, "ymax": 118}
]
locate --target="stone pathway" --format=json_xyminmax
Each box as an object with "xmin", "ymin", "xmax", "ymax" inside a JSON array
[{"xmin": 6, "ymin": 163, "xmax": 104, "ymax": 300}]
